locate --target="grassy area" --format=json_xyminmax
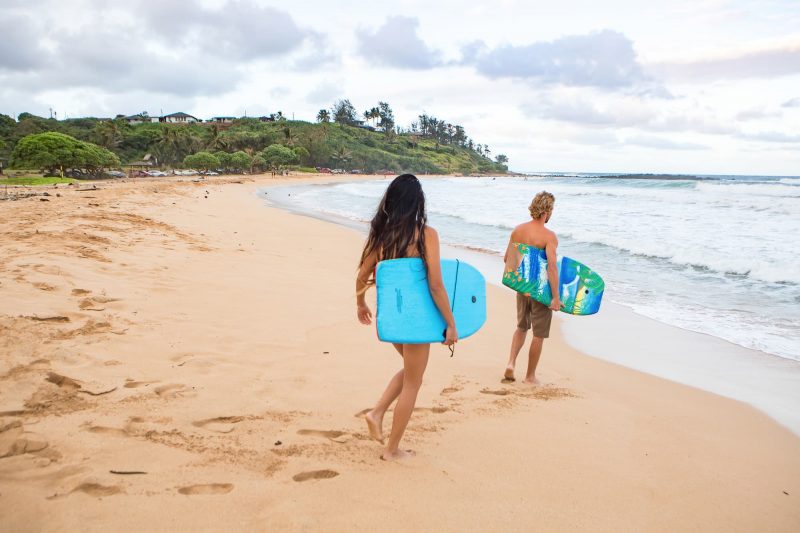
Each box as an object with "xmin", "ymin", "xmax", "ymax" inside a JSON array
[{"xmin": 0, "ymin": 176, "xmax": 78, "ymax": 186}]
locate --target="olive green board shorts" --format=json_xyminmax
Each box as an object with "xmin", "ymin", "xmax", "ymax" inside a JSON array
[{"xmin": 516, "ymin": 292, "xmax": 553, "ymax": 338}]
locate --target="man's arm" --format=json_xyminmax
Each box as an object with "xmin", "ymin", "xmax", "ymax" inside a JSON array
[{"xmin": 545, "ymin": 233, "xmax": 562, "ymax": 311}]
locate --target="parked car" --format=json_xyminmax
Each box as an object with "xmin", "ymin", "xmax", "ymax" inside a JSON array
[
  {"xmin": 174, "ymin": 169, "xmax": 199, "ymax": 176},
  {"xmin": 332, "ymin": 168, "xmax": 345, "ymax": 174},
  {"xmin": 105, "ymin": 170, "xmax": 126, "ymax": 178},
  {"xmin": 202, "ymin": 170, "xmax": 219, "ymax": 176},
  {"xmin": 145, "ymin": 170, "xmax": 168, "ymax": 177},
  {"xmin": 351, "ymin": 169, "xmax": 362, "ymax": 174},
  {"xmin": 317, "ymin": 167, "xmax": 332, "ymax": 174}
]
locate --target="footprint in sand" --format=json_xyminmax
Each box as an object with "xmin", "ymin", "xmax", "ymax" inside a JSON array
[
  {"xmin": 178, "ymin": 483, "xmax": 234, "ymax": 495},
  {"xmin": 48, "ymin": 482, "xmax": 123, "ymax": 499},
  {"xmin": 45, "ymin": 372, "xmax": 82, "ymax": 390},
  {"xmin": 192, "ymin": 416, "xmax": 245, "ymax": 434},
  {"xmin": 440, "ymin": 386, "xmax": 462, "ymax": 395},
  {"xmin": 297, "ymin": 429, "xmax": 351, "ymax": 443},
  {"xmin": 480, "ymin": 388, "xmax": 512, "ymax": 396},
  {"xmin": 124, "ymin": 379, "xmax": 159, "ymax": 388},
  {"xmin": 154, "ymin": 384, "xmax": 190, "ymax": 399},
  {"xmin": 0, "ymin": 428, "xmax": 49, "ymax": 458},
  {"xmin": 414, "ymin": 406, "xmax": 449, "ymax": 414},
  {"xmin": 71, "ymin": 288, "xmax": 92, "ymax": 296},
  {"xmin": 292, "ymin": 470, "xmax": 339, "ymax": 482}
]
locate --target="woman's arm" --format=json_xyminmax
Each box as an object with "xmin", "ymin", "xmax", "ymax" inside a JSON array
[
  {"xmin": 424, "ymin": 227, "xmax": 458, "ymax": 345},
  {"xmin": 356, "ymin": 251, "xmax": 377, "ymax": 324}
]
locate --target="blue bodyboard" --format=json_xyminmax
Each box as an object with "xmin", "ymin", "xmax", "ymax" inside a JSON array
[{"xmin": 376, "ymin": 258, "xmax": 486, "ymax": 344}]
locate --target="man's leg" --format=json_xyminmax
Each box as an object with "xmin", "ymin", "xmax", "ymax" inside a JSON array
[
  {"xmin": 523, "ymin": 336, "xmax": 544, "ymax": 385},
  {"xmin": 505, "ymin": 327, "xmax": 527, "ymax": 381}
]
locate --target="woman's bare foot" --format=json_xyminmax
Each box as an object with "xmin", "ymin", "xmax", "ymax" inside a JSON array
[
  {"xmin": 380, "ymin": 449, "xmax": 415, "ymax": 461},
  {"xmin": 365, "ymin": 410, "xmax": 384, "ymax": 444},
  {"xmin": 522, "ymin": 377, "xmax": 542, "ymax": 386},
  {"xmin": 503, "ymin": 366, "xmax": 515, "ymax": 382}
]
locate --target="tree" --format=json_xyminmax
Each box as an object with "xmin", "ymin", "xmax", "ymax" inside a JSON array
[
  {"xmin": 316, "ymin": 109, "xmax": 330, "ymax": 123},
  {"xmin": 11, "ymin": 132, "xmax": 119, "ymax": 176},
  {"xmin": 331, "ymin": 99, "xmax": 358, "ymax": 126},
  {"xmin": 330, "ymin": 145, "xmax": 352, "ymax": 169},
  {"xmin": 495, "ymin": 154, "xmax": 509, "ymax": 164},
  {"xmin": 260, "ymin": 143, "xmax": 299, "ymax": 173},
  {"xmin": 228, "ymin": 150, "xmax": 252, "ymax": 172},
  {"xmin": 292, "ymin": 146, "xmax": 310, "ymax": 165},
  {"xmin": 184, "ymin": 151, "xmax": 220, "ymax": 171},
  {"xmin": 93, "ymin": 119, "xmax": 125, "ymax": 150},
  {"xmin": 377, "ymin": 102, "xmax": 394, "ymax": 133},
  {"xmin": 214, "ymin": 151, "xmax": 232, "ymax": 170},
  {"xmin": 0, "ymin": 114, "xmax": 16, "ymax": 138}
]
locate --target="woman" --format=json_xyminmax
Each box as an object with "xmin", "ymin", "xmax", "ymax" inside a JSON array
[{"xmin": 356, "ymin": 174, "xmax": 458, "ymax": 461}]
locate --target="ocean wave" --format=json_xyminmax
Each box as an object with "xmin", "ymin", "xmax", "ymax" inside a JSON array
[
  {"xmin": 779, "ymin": 177, "xmax": 800, "ymax": 185},
  {"xmin": 696, "ymin": 181, "xmax": 800, "ymax": 197},
  {"xmin": 559, "ymin": 230, "xmax": 797, "ymax": 284}
]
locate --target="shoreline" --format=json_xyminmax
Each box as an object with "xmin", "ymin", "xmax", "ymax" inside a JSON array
[
  {"xmin": 0, "ymin": 173, "xmax": 798, "ymax": 531},
  {"xmin": 261, "ymin": 176, "xmax": 800, "ymax": 435}
]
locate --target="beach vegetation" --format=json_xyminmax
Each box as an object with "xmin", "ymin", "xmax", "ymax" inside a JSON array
[
  {"xmin": 261, "ymin": 144, "xmax": 299, "ymax": 172},
  {"xmin": 228, "ymin": 151, "xmax": 252, "ymax": 172},
  {"xmin": 183, "ymin": 151, "xmax": 220, "ymax": 171},
  {"xmin": 2, "ymin": 104, "xmax": 508, "ymax": 176},
  {"xmin": 10, "ymin": 131, "xmax": 120, "ymax": 177}
]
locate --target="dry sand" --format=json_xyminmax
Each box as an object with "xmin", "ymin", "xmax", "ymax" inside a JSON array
[{"xmin": 0, "ymin": 174, "xmax": 798, "ymax": 532}]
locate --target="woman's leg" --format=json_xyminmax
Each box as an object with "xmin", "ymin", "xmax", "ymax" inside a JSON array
[
  {"xmin": 366, "ymin": 344, "xmax": 405, "ymax": 443},
  {"xmin": 383, "ymin": 343, "xmax": 430, "ymax": 460}
]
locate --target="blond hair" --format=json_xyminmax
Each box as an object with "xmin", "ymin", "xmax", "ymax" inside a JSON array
[{"xmin": 529, "ymin": 191, "xmax": 555, "ymax": 219}]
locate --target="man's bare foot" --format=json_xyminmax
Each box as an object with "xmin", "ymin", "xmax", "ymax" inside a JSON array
[
  {"xmin": 522, "ymin": 377, "xmax": 542, "ymax": 386},
  {"xmin": 502, "ymin": 366, "xmax": 515, "ymax": 382},
  {"xmin": 380, "ymin": 449, "xmax": 415, "ymax": 461},
  {"xmin": 365, "ymin": 410, "xmax": 384, "ymax": 444}
]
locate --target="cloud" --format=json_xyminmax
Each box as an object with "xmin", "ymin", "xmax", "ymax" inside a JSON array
[
  {"xmin": 134, "ymin": 0, "xmax": 311, "ymax": 60},
  {"xmin": 0, "ymin": 0, "xmax": 324, "ymax": 101},
  {"xmin": 0, "ymin": 13, "xmax": 47, "ymax": 71},
  {"xmin": 462, "ymin": 30, "xmax": 649, "ymax": 90},
  {"xmin": 523, "ymin": 97, "xmax": 654, "ymax": 127},
  {"xmin": 305, "ymin": 82, "xmax": 344, "ymax": 105},
  {"xmin": 649, "ymin": 42, "xmax": 800, "ymax": 81},
  {"xmin": 738, "ymin": 131, "xmax": 800, "ymax": 143},
  {"xmin": 356, "ymin": 16, "xmax": 442, "ymax": 69},
  {"xmin": 524, "ymin": 93, "xmax": 739, "ymax": 137},
  {"xmin": 624, "ymin": 135, "xmax": 707, "ymax": 150},
  {"xmin": 735, "ymin": 107, "xmax": 782, "ymax": 121},
  {"xmin": 782, "ymin": 97, "xmax": 800, "ymax": 108}
]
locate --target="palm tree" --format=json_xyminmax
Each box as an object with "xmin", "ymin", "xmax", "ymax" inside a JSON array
[
  {"xmin": 330, "ymin": 146, "xmax": 352, "ymax": 169},
  {"xmin": 94, "ymin": 119, "xmax": 123, "ymax": 150},
  {"xmin": 205, "ymin": 124, "xmax": 228, "ymax": 151},
  {"xmin": 317, "ymin": 109, "xmax": 330, "ymax": 122},
  {"xmin": 283, "ymin": 126, "xmax": 296, "ymax": 147}
]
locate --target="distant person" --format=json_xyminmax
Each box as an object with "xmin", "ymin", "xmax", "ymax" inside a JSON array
[
  {"xmin": 356, "ymin": 174, "xmax": 458, "ymax": 461},
  {"xmin": 502, "ymin": 191, "xmax": 561, "ymax": 384}
]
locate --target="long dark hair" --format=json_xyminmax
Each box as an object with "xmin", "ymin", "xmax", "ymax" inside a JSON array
[{"xmin": 358, "ymin": 174, "xmax": 428, "ymax": 278}]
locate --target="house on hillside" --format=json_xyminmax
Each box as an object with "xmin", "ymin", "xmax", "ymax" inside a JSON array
[
  {"xmin": 210, "ymin": 116, "xmax": 236, "ymax": 124},
  {"xmin": 119, "ymin": 113, "xmax": 158, "ymax": 125},
  {"xmin": 159, "ymin": 112, "xmax": 200, "ymax": 124},
  {"xmin": 259, "ymin": 115, "xmax": 275, "ymax": 122}
]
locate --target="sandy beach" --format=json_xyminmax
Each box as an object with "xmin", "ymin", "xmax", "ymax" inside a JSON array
[{"xmin": 1, "ymin": 174, "xmax": 798, "ymax": 532}]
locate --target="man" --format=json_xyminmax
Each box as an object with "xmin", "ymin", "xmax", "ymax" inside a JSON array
[{"xmin": 502, "ymin": 191, "xmax": 561, "ymax": 385}]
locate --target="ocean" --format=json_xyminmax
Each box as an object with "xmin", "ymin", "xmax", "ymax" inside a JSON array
[{"xmin": 266, "ymin": 173, "xmax": 800, "ymax": 363}]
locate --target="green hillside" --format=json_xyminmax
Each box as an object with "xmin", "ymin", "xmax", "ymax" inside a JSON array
[{"xmin": 0, "ymin": 109, "xmax": 509, "ymax": 176}]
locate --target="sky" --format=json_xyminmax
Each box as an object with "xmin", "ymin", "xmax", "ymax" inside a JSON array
[{"xmin": 1, "ymin": 0, "xmax": 799, "ymax": 175}]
